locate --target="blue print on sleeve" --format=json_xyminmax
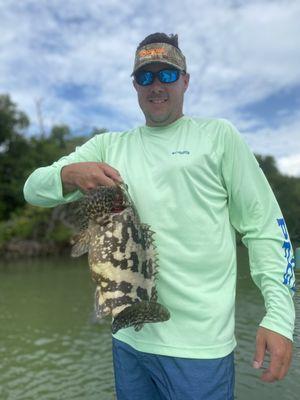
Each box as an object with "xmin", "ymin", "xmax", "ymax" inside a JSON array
[{"xmin": 277, "ymin": 218, "xmax": 296, "ymax": 292}]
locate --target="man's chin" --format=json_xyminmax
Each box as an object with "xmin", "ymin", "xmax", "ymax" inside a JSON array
[{"xmin": 146, "ymin": 112, "xmax": 173, "ymax": 127}]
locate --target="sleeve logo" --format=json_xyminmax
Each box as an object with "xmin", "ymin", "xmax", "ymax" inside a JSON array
[{"xmin": 277, "ymin": 218, "xmax": 296, "ymax": 292}]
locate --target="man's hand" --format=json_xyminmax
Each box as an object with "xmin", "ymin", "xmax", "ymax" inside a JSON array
[
  {"xmin": 253, "ymin": 326, "xmax": 293, "ymax": 382},
  {"xmin": 61, "ymin": 162, "xmax": 123, "ymax": 193}
]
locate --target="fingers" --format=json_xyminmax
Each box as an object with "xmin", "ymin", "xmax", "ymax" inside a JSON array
[
  {"xmin": 253, "ymin": 330, "xmax": 266, "ymax": 370},
  {"xmin": 61, "ymin": 162, "xmax": 123, "ymax": 193},
  {"xmin": 253, "ymin": 327, "xmax": 293, "ymax": 383},
  {"xmin": 97, "ymin": 163, "xmax": 123, "ymax": 185},
  {"xmin": 261, "ymin": 340, "xmax": 292, "ymax": 382},
  {"xmin": 81, "ymin": 163, "xmax": 122, "ymax": 190},
  {"xmin": 90, "ymin": 172, "xmax": 115, "ymax": 188},
  {"xmin": 261, "ymin": 352, "xmax": 284, "ymax": 382}
]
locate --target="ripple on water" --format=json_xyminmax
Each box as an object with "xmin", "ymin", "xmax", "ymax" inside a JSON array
[
  {"xmin": 1, "ymin": 326, "xmax": 114, "ymax": 400},
  {"xmin": 234, "ymin": 269, "xmax": 300, "ymax": 400},
  {"xmin": 1, "ymin": 255, "xmax": 299, "ymax": 399}
]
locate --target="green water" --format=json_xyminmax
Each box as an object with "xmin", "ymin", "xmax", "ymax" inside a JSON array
[{"xmin": 0, "ymin": 247, "xmax": 299, "ymax": 400}]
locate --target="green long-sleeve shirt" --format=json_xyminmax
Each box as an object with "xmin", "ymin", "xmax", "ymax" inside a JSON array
[{"xmin": 24, "ymin": 116, "xmax": 295, "ymax": 358}]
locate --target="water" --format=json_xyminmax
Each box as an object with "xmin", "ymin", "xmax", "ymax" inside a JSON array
[
  {"xmin": 234, "ymin": 247, "xmax": 300, "ymax": 399},
  {"xmin": 0, "ymin": 247, "xmax": 299, "ymax": 400}
]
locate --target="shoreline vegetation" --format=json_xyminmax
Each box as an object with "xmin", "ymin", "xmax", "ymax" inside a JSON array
[{"xmin": 1, "ymin": 94, "xmax": 300, "ymax": 259}]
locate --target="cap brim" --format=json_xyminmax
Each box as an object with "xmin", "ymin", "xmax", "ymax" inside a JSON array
[{"xmin": 131, "ymin": 60, "xmax": 184, "ymax": 76}]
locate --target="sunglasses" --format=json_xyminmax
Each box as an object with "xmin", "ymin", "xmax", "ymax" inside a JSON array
[{"xmin": 134, "ymin": 68, "xmax": 183, "ymax": 86}]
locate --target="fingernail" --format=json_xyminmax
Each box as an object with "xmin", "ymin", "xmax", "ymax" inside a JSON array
[{"xmin": 253, "ymin": 361, "xmax": 261, "ymax": 369}]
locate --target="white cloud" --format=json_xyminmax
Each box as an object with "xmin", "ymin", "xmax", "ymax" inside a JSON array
[
  {"xmin": 278, "ymin": 154, "xmax": 300, "ymax": 176},
  {"xmin": 241, "ymin": 109, "xmax": 300, "ymax": 176},
  {"xmin": 184, "ymin": 0, "xmax": 300, "ymax": 117},
  {"xmin": 1, "ymin": 0, "xmax": 300, "ymax": 174}
]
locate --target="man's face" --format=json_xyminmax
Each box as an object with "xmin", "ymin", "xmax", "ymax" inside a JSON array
[{"xmin": 133, "ymin": 62, "xmax": 190, "ymax": 127}]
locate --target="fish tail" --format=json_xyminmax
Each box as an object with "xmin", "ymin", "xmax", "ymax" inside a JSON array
[{"xmin": 111, "ymin": 301, "xmax": 170, "ymax": 334}]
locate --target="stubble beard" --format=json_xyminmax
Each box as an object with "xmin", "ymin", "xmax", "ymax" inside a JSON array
[{"xmin": 146, "ymin": 110, "xmax": 174, "ymax": 127}]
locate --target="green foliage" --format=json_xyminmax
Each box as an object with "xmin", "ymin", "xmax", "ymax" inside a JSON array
[
  {"xmin": 0, "ymin": 95, "xmax": 31, "ymax": 219},
  {"xmin": 0, "ymin": 204, "xmax": 72, "ymax": 247},
  {"xmin": 45, "ymin": 221, "xmax": 73, "ymax": 242},
  {"xmin": 0, "ymin": 93, "xmax": 108, "ymax": 251},
  {"xmin": 50, "ymin": 124, "xmax": 71, "ymax": 149},
  {"xmin": 0, "ymin": 94, "xmax": 98, "ymax": 220},
  {"xmin": 0, "ymin": 94, "xmax": 29, "ymax": 144},
  {"xmin": 0, "ymin": 205, "xmax": 52, "ymax": 244},
  {"xmin": 0, "ymin": 93, "xmax": 299, "ymax": 251},
  {"xmin": 256, "ymin": 155, "xmax": 300, "ymax": 241}
]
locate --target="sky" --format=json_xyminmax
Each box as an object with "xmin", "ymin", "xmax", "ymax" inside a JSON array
[{"xmin": 1, "ymin": 0, "xmax": 300, "ymax": 176}]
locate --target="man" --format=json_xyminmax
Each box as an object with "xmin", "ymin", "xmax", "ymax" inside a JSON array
[{"xmin": 24, "ymin": 33, "xmax": 295, "ymax": 400}]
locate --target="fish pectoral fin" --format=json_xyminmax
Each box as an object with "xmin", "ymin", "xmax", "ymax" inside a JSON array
[
  {"xmin": 133, "ymin": 323, "xmax": 143, "ymax": 332},
  {"xmin": 70, "ymin": 229, "xmax": 90, "ymax": 257}
]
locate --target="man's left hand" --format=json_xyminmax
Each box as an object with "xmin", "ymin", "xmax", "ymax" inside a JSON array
[{"xmin": 253, "ymin": 326, "xmax": 293, "ymax": 382}]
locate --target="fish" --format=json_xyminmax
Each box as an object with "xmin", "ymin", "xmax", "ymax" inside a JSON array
[{"xmin": 70, "ymin": 183, "xmax": 170, "ymax": 334}]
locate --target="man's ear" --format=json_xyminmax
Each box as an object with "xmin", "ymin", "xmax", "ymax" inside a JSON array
[
  {"xmin": 183, "ymin": 73, "xmax": 190, "ymax": 92},
  {"xmin": 133, "ymin": 79, "xmax": 138, "ymax": 92}
]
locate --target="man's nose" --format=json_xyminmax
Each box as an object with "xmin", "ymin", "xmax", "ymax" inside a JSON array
[{"xmin": 150, "ymin": 77, "xmax": 164, "ymax": 92}]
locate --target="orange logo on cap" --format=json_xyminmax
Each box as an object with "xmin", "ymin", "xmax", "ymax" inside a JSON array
[{"xmin": 139, "ymin": 48, "xmax": 165, "ymax": 58}]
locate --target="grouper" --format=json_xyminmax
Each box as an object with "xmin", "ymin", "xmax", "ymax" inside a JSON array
[{"xmin": 70, "ymin": 183, "xmax": 170, "ymax": 334}]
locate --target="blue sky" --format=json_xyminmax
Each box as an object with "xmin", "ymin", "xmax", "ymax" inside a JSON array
[{"xmin": 1, "ymin": 0, "xmax": 300, "ymax": 175}]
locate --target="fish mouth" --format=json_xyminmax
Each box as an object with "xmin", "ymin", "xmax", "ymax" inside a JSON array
[
  {"xmin": 111, "ymin": 205, "xmax": 126, "ymax": 213},
  {"xmin": 111, "ymin": 188, "xmax": 128, "ymax": 213}
]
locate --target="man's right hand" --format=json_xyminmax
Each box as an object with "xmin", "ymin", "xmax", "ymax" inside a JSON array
[{"xmin": 61, "ymin": 162, "xmax": 123, "ymax": 193}]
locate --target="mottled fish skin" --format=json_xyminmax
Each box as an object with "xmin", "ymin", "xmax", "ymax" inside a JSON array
[
  {"xmin": 112, "ymin": 301, "xmax": 170, "ymax": 334},
  {"xmin": 71, "ymin": 184, "xmax": 170, "ymax": 333}
]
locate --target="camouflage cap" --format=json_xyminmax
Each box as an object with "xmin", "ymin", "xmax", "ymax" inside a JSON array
[{"xmin": 131, "ymin": 42, "xmax": 187, "ymax": 76}]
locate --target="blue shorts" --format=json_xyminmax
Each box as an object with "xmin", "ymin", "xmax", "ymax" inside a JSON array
[{"xmin": 112, "ymin": 338, "xmax": 235, "ymax": 400}]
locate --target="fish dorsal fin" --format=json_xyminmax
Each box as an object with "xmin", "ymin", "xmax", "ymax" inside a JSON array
[
  {"xmin": 140, "ymin": 223, "xmax": 159, "ymax": 302},
  {"xmin": 141, "ymin": 223, "xmax": 155, "ymax": 248},
  {"xmin": 70, "ymin": 229, "xmax": 90, "ymax": 257}
]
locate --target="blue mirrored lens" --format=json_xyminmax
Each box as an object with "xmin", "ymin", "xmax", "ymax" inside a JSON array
[
  {"xmin": 136, "ymin": 71, "xmax": 153, "ymax": 86},
  {"xmin": 158, "ymin": 69, "xmax": 180, "ymax": 83},
  {"xmin": 135, "ymin": 69, "xmax": 180, "ymax": 86}
]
